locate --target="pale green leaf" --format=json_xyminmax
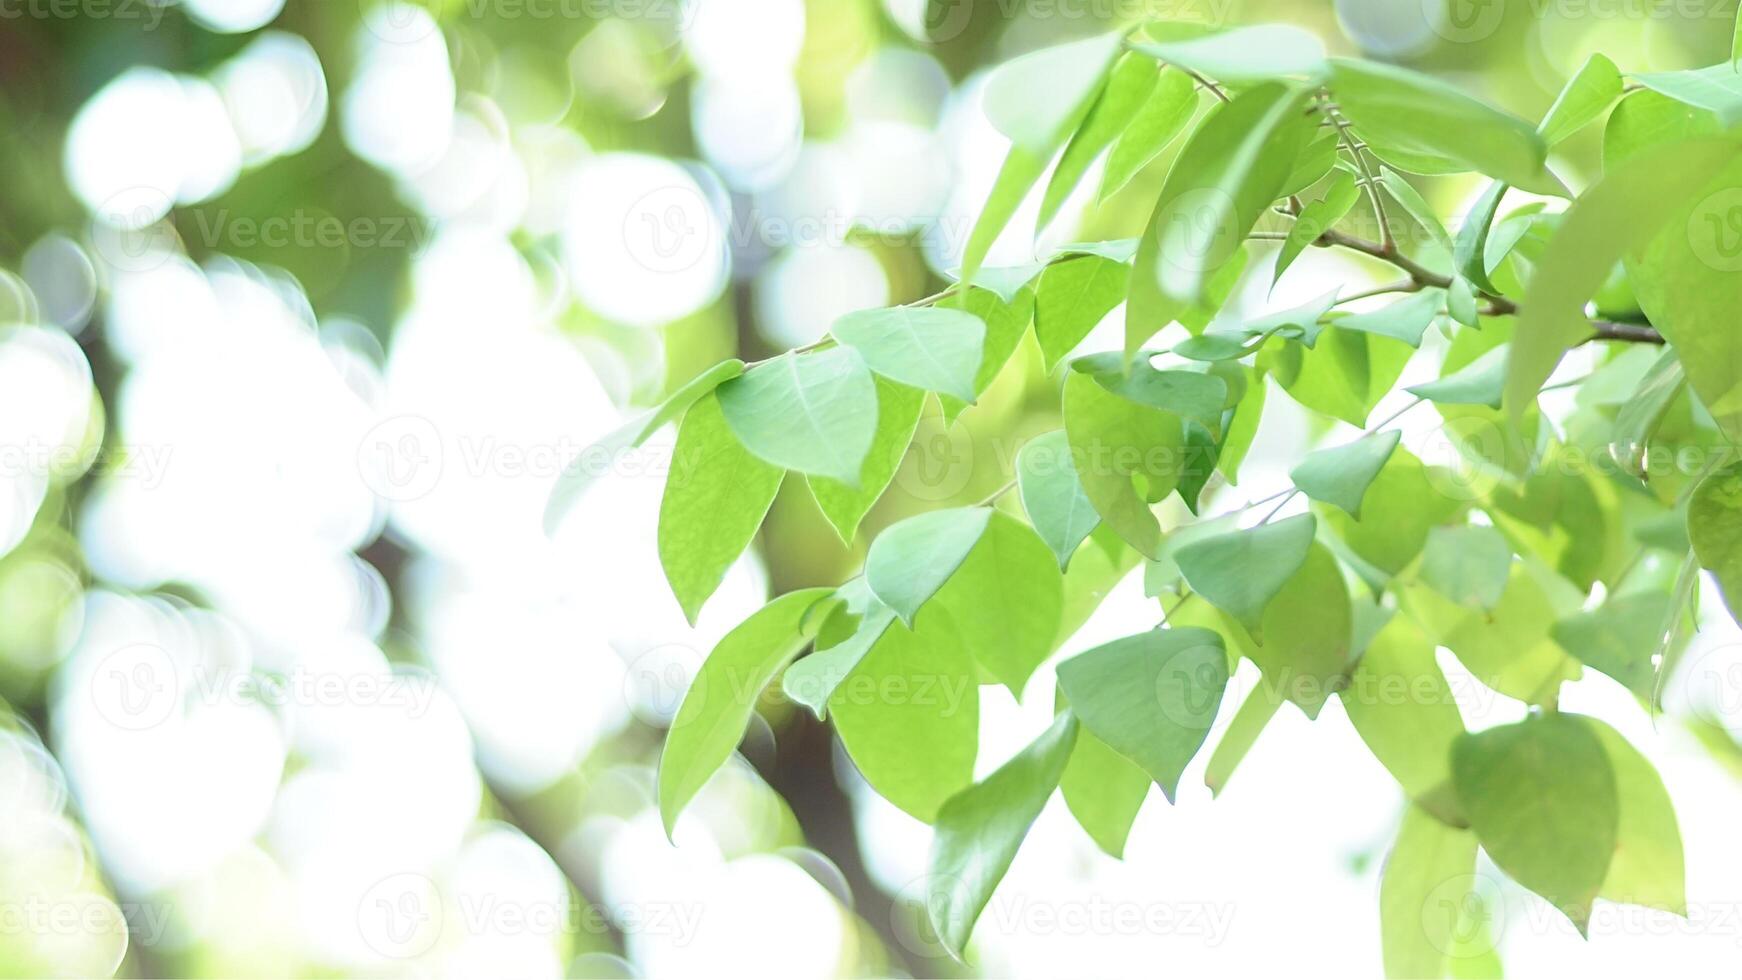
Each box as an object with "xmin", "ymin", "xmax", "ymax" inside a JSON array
[
  {"xmin": 983, "ymin": 33, "xmax": 1122, "ymax": 158},
  {"xmin": 960, "ymin": 148, "xmax": 1049, "ymax": 288},
  {"xmin": 1130, "ymin": 23, "xmax": 1328, "ymax": 84},
  {"xmin": 1175, "ymin": 514, "xmax": 1316, "ymax": 634},
  {"xmin": 1061, "ymin": 369, "xmax": 1186, "ymax": 558},
  {"xmin": 1342, "ymin": 616, "xmax": 1465, "ymax": 802},
  {"xmin": 1039, "ymin": 52, "xmax": 1159, "ymax": 230},
  {"xmin": 1327, "ymin": 57, "xmax": 1562, "ymax": 194},
  {"xmin": 1058, "ymin": 698, "xmax": 1149, "ymax": 857},
  {"xmin": 1406, "ymin": 345, "xmax": 1507, "ymax": 409},
  {"xmin": 1334, "ymin": 289, "xmax": 1442, "ymax": 348},
  {"xmin": 1504, "ymin": 136, "xmax": 1736, "ymax": 426},
  {"xmin": 658, "ymin": 394, "xmax": 785, "ymax": 624},
  {"xmin": 1584, "ymin": 716, "xmax": 1686, "ymax": 915},
  {"xmin": 1100, "ymin": 69, "xmax": 1200, "ymax": 202},
  {"xmin": 1420, "ymin": 525, "xmax": 1512, "ymax": 610},
  {"xmin": 934, "ymin": 511, "xmax": 1064, "ymax": 695},
  {"xmin": 1633, "ymin": 63, "xmax": 1742, "ymax": 127},
  {"xmin": 546, "ymin": 359, "xmax": 745, "ymax": 534},
  {"xmin": 1451, "ymin": 713, "xmax": 1620, "ymax": 933},
  {"xmin": 1538, "ymin": 53, "xmax": 1622, "ymax": 147},
  {"xmin": 865, "ymin": 506, "xmax": 993, "ymax": 625},
  {"xmin": 1550, "ymin": 591, "xmax": 1668, "ymax": 699},
  {"xmin": 1017, "ymin": 430, "xmax": 1101, "ymax": 568},
  {"xmin": 1322, "ymin": 447, "xmax": 1455, "ymax": 577},
  {"xmin": 1233, "ymin": 541, "xmax": 1352, "ymax": 718},
  {"xmin": 781, "ymin": 603, "xmax": 897, "ymax": 720},
  {"xmin": 658, "ymin": 588, "xmax": 836, "ymax": 836},
  {"xmin": 1244, "ymin": 288, "xmax": 1340, "ymax": 347},
  {"xmin": 1380, "ymin": 805, "xmax": 1479, "ymax": 980},
  {"xmin": 1275, "ymin": 169, "xmax": 1359, "ymax": 284},
  {"xmin": 832, "ymin": 608, "xmax": 979, "ymax": 822},
  {"xmin": 1290, "ymin": 429, "xmax": 1402, "ymax": 518},
  {"xmin": 1056, "ymin": 627, "xmax": 1228, "ymax": 801},
  {"xmin": 718, "ymin": 347, "xmax": 878, "ymax": 484},
  {"xmin": 1452, "ymin": 181, "xmax": 1507, "ymax": 295},
  {"xmin": 1606, "ymin": 348, "xmax": 1684, "ymax": 480},
  {"xmin": 1261, "ymin": 326, "xmax": 1413, "ymax": 426},
  {"xmin": 1203, "ymin": 685, "xmax": 1280, "ymax": 796},
  {"xmin": 1127, "ymin": 83, "xmax": 1314, "ymax": 352},
  {"xmin": 807, "ymin": 377, "xmax": 926, "ymax": 543},
  {"xmin": 832, "ymin": 305, "xmax": 987, "ymax": 403},
  {"xmin": 1035, "ymin": 256, "xmax": 1127, "ymax": 371},
  {"xmin": 1378, "ymin": 168, "xmax": 1452, "ymax": 253},
  {"xmin": 927, "ymin": 711, "xmax": 1079, "ymax": 959},
  {"xmin": 1689, "ymin": 460, "xmax": 1742, "ymax": 625}
]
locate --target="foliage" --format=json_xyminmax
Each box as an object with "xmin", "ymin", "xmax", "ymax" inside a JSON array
[{"xmin": 549, "ymin": 16, "xmax": 1742, "ymax": 973}]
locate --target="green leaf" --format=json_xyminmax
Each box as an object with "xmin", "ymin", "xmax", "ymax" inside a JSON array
[
  {"xmin": 1100, "ymin": 69, "xmax": 1199, "ymax": 202},
  {"xmin": 983, "ymin": 33, "xmax": 1122, "ymax": 158},
  {"xmin": 545, "ymin": 359, "xmax": 745, "ymax": 534},
  {"xmin": 1415, "ymin": 562, "xmax": 1582, "ymax": 704},
  {"xmin": 1290, "ymin": 429, "xmax": 1401, "ymax": 518},
  {"xmin": 1056, "ymin": 525, "xmax": 1145, "ymax": 648},
  {"xmin": 658, "ymin": 394, "xmax": 785, "ymax": 625},
  {"xmin": 1633, "ymin": 63, "xmax": 1742, "ymax": 127},
  {"xmin": 1419, "ymin": 525, "xmax": 1512, "ymax": 610},
  {"xmin": 1017, "ymin": 430, "xmax": 1100, "ymax": 568},
  {"xmin": 960, "ymin": 148, "xmax": 1049, "ymax": 288},
  {"xmin": 781, "ymin": 603, "xmax": 897, "ymax": 719},
  {"xmin": 1538, "ymin": 53, "xmax": 1622, "ymax": 147},
  {"xmin": 1233, "ymin": 541, "xmax": 1352, "ymax": 718},
  {"xmin": 1380, "ymin": 805, "xmax": 1479, "ymax": 980},
  {"xmin": 832, "ymin": 608, "xmax": 979, "ymax": 822},
  {"xmin": 1058, "ymin": 698, "xmax": 1149, "ymax": 858},
  {"xmin": 1262, "ymin": 326, "xmax": 1412, "ymax": 426},
  {"xmin": 1244, "ymin": 288, "xmax": 1340, "ymax": 348},
  {"xmin": 1171, "ymin": 333, "xmax": 1252, "ymax": 362},
  {"xmin": 1550, "ymin": 591, "xmax": 1669, "ymax": 700},
  {"xmin": 1127, "ymin": 83, "xmax": 1314, "ymax": 353},
  {"xmin": 1278, "ymin": 128, "xmax": 1341, "ymax": 198},
  {"xmin": 1377, "ymin": 168, "xmax": 1452, "ymax": 253},
  {"xmin": 1504, "ymin": 136, "xmax": 1737, "ymax": 427},
  {"xmin": 1327, "ymin": 57, "xmax": 1562, "ymax": 194},
  {"xmin": 926, "ymin": 710, "xmax": 1079, "ymax": 959},
  {"xmin": 939, "ymin": 284, "xmax": 1036, "ymax": 420},
  {"xmin": 1583, "ymin": 716, "xmax": 1686, "ymax": 915},
  {"xmin": 1341, "ymin": 616, "xmax": 1464, "ymax": 802},
  {"xmin": 807, "ymin": 377, "xmax": 926, "ymax": 544},
  {"xmin": 1625, "ymin": 149, "xmax": 1742, "ymax": 440},
  {"xmin": 1451, "ymin": 714, "xmax": 1619, "ymax": 934},
  {"xmin": 1039, "ymin": 52, "xmax": 1159, "ymax": 230},
  {"xmin": 1203, "ymin": 685, "xmax": 1280, "ymax": 797},
  {"xmin": 1606, "ymin": 348, "xmax": 1684, "ymax": 481},
  {"xmin": 1077, "ymin": 359, "xmax": 1228, "ymax": 435},
  {"xmin": 832, "ymin": 306, "xmax": 986, "ymax": 404},
  {"xmin": 1061, "ymin": 369, "xmax": 1186, "ymax": 559},
  {"xmin": 865, "ymin": 506, "xmax": 993, "ymax": 625},
  {"xmin": 718, "ymin": 347, "xmax": 878, "ymax": 485},
  {"xmin": 1452, "ymin": 181, "xmax": 1507, "ymax": 295},
  {"xmin": 1689, "ymin": 460, "xmax": 1742, "ymax": 625},
  {"xmin": 1334, "ymin": 289, "xmax": 1442, "ymax": 348},
  {"xmin": 1406, "ymin": 346, "xmax": 1506, "ymax": 409},
  {"xmin": 1275, "ymin": 169, "xmax": 1359, "ymax": 283},
  {"xmin": 1216, "ymin": 369, "xmax": 1266, "ymax": 485},
  {"xmin": 1055, "ymin": 627, "xmax": 1228, "ymax": 801},
  {"xmin": 1035, "ymin": 256, "xmax": 1127, "ymax": 371},
  {"xmin": 658, "ymin": 587, "xmax": 836, "ymax": 836},
  {"xmin": 1175, "ymin": 514, "xmax": 1316, "ymax": 634},
  {"xmin": 1129, "ymin": 23, "xmax": 1328, "ymax": 84},
  {"xmin": 934, "ymin": 511, "xmax": 1064, "ymax": 695},
  {"xmin": 1322, "ymin": 446, "xmax": 1456, "ymax": 577}
]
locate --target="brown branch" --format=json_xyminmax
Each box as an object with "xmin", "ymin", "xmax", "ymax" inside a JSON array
[{"xmin": 1585, "ymin": 321, "xmax": 1665, "ymax": 345}]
